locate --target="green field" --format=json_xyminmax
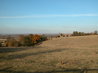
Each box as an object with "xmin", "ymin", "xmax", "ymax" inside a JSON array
[{"xmin": 0, "ymin": 35, "xmax": 98, "ymax": 73}]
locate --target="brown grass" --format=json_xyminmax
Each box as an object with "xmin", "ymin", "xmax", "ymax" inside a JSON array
[{"xmin": 0, "ymin": 35, "xmax": 98, "ymax": 73}]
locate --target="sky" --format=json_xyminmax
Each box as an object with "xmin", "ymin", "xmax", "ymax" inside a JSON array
[{"xmin": 0, "ymin": 0, "xmax": 98, "ymax": 34}]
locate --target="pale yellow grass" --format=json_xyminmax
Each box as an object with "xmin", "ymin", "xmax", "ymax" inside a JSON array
[{"xmin": 0, "ymin": 35, "xmax": 98, "ymax": 73}]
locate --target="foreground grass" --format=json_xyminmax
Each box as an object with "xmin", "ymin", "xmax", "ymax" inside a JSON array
[{"xmin": 0, "ymin": 35, "xmax": 98, "ymax": 73}]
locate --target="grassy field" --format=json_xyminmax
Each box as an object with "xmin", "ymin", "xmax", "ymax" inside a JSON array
[{"xmin": 0, "ymin": 35, "xmax": 98, "ymax": 73}]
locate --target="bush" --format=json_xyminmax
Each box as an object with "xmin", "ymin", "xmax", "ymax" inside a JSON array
[
  {"xmin": 6, "ymin": 38, "xmax": 19, "ymax": 47},
  {"xmin": 40, "ymin": 35, "xmax": 47, "ymax": 41},
  {"xmin": 72, "ymin": 31, "xmax": 85, "ymax": 36},
  {"xmin": 18, "ymin": 34, "xmax": 47, "ymax": 47},
  {"xmin": 0, "ymin": 42, "xmax": 2, "ymax": 47},
  {"xmin": 94, "ymin": 31, "xmax": 98, "ymax": 35}
]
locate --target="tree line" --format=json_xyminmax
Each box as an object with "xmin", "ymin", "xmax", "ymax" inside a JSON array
[
  {"xmin": 72, "ymin": 31, "xmax": 98, "ymax": 36},
  {"xmin": 0, "ymin": 34, "xmax": 47, "ymax": 47}
]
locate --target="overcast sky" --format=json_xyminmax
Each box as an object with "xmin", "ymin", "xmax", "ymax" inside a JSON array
[{"xmin": 0, "ymin": 0, "xmax": 98, "ymax": 34}]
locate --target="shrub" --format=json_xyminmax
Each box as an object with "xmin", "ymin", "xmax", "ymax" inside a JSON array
[
  {"xmin": 6, "ymin": 38, "xmax": 19, "ymax": 47},
  {"xmin": 18, "ymin": 34, "xmax": 47, "ymax": 46},
  {"xmin": 40, "ymin": 35, "xmax": 47, "ymax": 41},
  {"xmin": 72, "ymin": 31, "xmax": 85, "ymax": 36},
  {"xmin": 0, "ymin": 42, "xmax": 2, "ymax": 47}
]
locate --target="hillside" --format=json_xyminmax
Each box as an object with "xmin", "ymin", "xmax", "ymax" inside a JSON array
[{"xmin": 0, "ymin": 35, "xmax": 98, "ymax": 73}]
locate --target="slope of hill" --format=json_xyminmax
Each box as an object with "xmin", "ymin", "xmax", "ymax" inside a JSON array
[{"xmin": 0, "ymin": 35, "xmax": 98, "ymax": 73}]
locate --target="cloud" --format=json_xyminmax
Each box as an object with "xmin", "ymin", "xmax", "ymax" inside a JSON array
[{"xmin": 0, "ymin": 14, "xmax": 98, "ymax": 18}]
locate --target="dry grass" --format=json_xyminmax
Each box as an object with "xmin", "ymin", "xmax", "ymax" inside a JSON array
[{"xmin": 0, "ymin": 35, "xmax": 98, "ymax": 73}]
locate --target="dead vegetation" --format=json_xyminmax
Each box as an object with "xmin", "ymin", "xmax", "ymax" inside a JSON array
[{"xmin": 0, "ymin": 35, "xmax": 98, "ymax": 73}]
